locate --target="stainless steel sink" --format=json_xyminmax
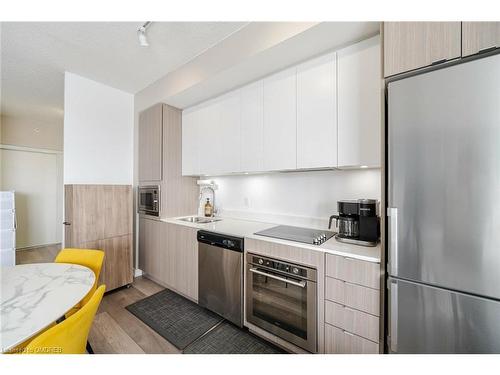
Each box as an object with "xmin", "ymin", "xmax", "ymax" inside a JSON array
[{"xmin": 178, "ymin": 216, "xmax": 222, "ymax": 224}]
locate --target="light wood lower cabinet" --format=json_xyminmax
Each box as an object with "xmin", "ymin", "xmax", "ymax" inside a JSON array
[
  {"xmin": 162, "ymin": 223, "xmax": 198, "ymax": 301},
  {"xmin": 139, "ymin": 219, "xmax": 198, "ymax": 301},
  {"xmin": 325, "ymin": 300, "xmax": 379, "ymax": 342},
  {"xmin": 324, "ymin": 254, "xmax": 381, "ymax": 354},
  {"xmin": 325, "ymin": 323, "xmax": 379, "ymax": 354},
  {"xmin": 83, "ymin": 234, "xmax": 133, "ymax": 291},
  {"xmin": 325, "ymin": 277, "xmax": 380, "ymax": 316},
  {"xmin": 326, "ymin": 254, "xmax": 380, "ymax": 289}
]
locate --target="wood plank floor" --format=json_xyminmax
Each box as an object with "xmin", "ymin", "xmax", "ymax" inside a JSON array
[
  {"xmin": 89, "ymin": 277, "xmax": 180, "ymax": 354},
  {"xmin": 15, "ymin": 244, "xmax": 179, "ymax": 354},
  {"xmin": 16, "ymin": 243, "xmax": 62, "ymax": 265}
]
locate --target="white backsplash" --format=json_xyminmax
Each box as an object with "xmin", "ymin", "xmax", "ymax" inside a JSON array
[{"xmin": 212, "ymin": 169, "xmax": 381, "ymax": 230}]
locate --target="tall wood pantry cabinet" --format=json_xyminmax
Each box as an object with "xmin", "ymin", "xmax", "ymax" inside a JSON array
[{"xmin": 64, "ymin": 184, "xmax": 133, "ymax": 291}]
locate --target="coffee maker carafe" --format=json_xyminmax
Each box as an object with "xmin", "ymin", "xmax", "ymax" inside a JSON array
[{"xmin": 329, "ymin": 199, "xmax": 379, "ymax": 247}]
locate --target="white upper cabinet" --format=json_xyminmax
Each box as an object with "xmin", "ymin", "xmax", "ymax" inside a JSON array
[
  {"xmin": 337, "ymin": 35, "xmax": 381, "ymax": 168},
  {"xmin": 181, "ymin": 35, "xmax": 381, "ymax": 176},
  {"xmin": 197, "ymin": 101, "xmax": 221, "ymax": 175},
  {"xmin": 217, "ymin": 92, "xmax": 241, "ymax": 174},
  {"xmin": 263, "ymin": 67, "xmax": 297, "ymax": 171},
  {"xmin": 240, "ymin": 81, "xmax": 264, "ymax": 172},
  {"xmin": 181, "ymin": 109, "xmax": 200, "ymax": 176},
  {"xmin": 296, "ymin": 52, "xmax": 337, "ymax": 169}
]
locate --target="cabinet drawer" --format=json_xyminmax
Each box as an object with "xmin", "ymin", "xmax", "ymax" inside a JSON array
[
  {"xmin": 325, "ymin": 300, "xmax": 379, "ymax": 342},
  {"xmin": 326, "ymin": 254, "xmax": 380, "ymax": 289},
  {"xmin": 325, "ymin": 277, "xmax": 380, "ymax": 316},
  {"xmin": 325, "ymin": 323, "xmax": 379, "ymax": 354}
]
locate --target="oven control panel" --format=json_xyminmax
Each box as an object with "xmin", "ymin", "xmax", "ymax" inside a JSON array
[{"xmin": 251, "ymin": 255, "xmax": 309, "ymax": 279}]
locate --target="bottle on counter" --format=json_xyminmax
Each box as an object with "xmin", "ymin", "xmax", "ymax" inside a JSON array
[{"xmin": 204, "ymin": 198, "xmax": 213, "ymax": 217}]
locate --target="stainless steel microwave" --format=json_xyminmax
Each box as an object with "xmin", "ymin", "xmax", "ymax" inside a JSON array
[{"xmin": 138, "ymin": 185, "xmax": 160, "ymax": 216}]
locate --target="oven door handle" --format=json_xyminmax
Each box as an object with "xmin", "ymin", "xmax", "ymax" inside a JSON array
[{"xmin": 249, "ymin": 268, "xmax": 307, "ymax": 288}]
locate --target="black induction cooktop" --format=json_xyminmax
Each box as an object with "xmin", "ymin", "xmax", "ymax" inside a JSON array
[{"xmin": 254, "ymin": 225, "xmax": 335, "ymax": 245}]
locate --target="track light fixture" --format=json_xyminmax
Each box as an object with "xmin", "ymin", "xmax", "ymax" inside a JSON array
[{"xmin": 137, "ymin": 22, "xmax": 152, "ymax": 47}]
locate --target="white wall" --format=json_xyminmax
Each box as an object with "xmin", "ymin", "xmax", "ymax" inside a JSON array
[
  {"xmin": 212, "ymin": 169, "xmax": 381, "ymax": 227},
  {"xmin": 64, "ymin": 72, "xmax": 134, "ymax": 184},
  {"xmin": 1, "ymin": 114, "xmax": 63, "ymax": 151}
]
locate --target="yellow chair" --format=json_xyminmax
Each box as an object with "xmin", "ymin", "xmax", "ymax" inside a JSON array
[
  {"xmin": 55, "ymin": 248, "xmax": 105, "ymax": 310},
  {"xmin": 23, "ymin": 285, "xmax": 106, "ymax": 354}
]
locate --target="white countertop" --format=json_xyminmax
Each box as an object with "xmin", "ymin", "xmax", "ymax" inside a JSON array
[{"xmin": 162, "ymin": 216, "xmax": 381, "ymax": 263}]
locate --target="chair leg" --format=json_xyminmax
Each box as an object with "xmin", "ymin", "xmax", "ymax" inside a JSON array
[{"xmin": 86, "ymin": 341, "xmax": 94, "ymax": 354}]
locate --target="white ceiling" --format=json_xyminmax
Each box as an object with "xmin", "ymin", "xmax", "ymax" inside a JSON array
[{"xmin": 0, "ymin": 22, "xmax": 247, "ymax": 124}]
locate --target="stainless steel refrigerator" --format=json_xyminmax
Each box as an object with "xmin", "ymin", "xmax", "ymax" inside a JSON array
[{"xmin": 387, "ymin": 53, "xmax": 500, "ymax": 353}]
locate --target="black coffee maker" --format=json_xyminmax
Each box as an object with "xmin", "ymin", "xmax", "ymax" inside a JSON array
[{"xmin": 329, "ymin": 199, "xmax": 379, "ymax": 247}]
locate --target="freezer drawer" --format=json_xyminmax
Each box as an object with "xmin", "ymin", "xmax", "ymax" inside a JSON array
[{"xmin": 389, "ymin": 278, "xmax": 500, "ymax": 353}]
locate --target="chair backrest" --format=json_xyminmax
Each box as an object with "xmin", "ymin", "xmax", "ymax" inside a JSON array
[
  {"xmin": 55, "ymin": 248, "xmax": 105, "ymax": 301},
  {"xmin": 24, "ymin": 285, "xmax": 106, "ymax": 354}
]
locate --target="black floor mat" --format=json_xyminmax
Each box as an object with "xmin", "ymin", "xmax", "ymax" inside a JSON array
[
  {"xmin": 125, "ymin": 289, "xmax": 223, "ymax": 350},
  {"xmin": 184, "ymin": 321, "xmax": 286, "ymax": 354}
]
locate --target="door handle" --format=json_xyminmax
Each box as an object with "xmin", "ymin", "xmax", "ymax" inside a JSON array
[
  {"xmin": 63, "ymin": 222, "xmax": 71, "ymax": 226},
  {"xmin": 389, "ymin": 280, "xmax": 398, "ymax": 353},
  {"xmin": 249, "ymin": 268, "xmax": 306, "ymax": 288},
  {"xmin": 387, "ymin": 207, "xmax": 398, "ymax": 275}
]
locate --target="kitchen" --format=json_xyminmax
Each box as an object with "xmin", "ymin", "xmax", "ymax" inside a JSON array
[
  {"xmin": 135, "ymin": 29, "xmax": 383, "ymax": 354},
  {"xmin": 1, "ymin": 3, "xmax": 500, "ymax": 372}
]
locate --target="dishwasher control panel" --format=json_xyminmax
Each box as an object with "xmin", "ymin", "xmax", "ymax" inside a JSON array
[{"xmin": 197, "ymin": 230, "xmax": 244, "ymax": 252}]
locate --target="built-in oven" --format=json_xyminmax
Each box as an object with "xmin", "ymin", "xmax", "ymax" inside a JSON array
[
  {"xmin": 246, "ymin": 253, "xmax": 317, "ymax": 353},
  {"xmin": 138, "ymin": 185, "xmax": 160, "ymax": 216}
]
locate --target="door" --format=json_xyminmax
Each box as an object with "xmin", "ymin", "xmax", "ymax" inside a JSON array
[
  {"xmin": 337, "ymin": 35, "xmax": 381, "ymax": 168},
  {"xmin": 388, "ymin": 54, "xmax": 500, "ymax": 299},
  {"xmin": 263, "ymin": 67, "xmax": 297, "ymax": 171},
  {"xmin": 384, "ymin": 22, "xmax": 461, "ymax": 77},
  {"xmin": 388, "ymin": 278, "xmax": 500, "ymax": 353},
  {"xmin": 240, "ymin": 81, "xmax": 264, "ymax": 172},
  {"xmin": 1, "ymin": 149, "xmax": 60, "ymax": 249},
  {"xmin": 138, "ymin": 104, "xmax": 163, "ymax": 181},
  {"xmin": 197, "ymin": 101, "xmax": 221, "ymax": 175},
  {"xmin": 216, "ymin": 92, "xmax": 241, "ymax": 174},
  {"xmin": 462, "ymin": 22, "xmax": 500, "ymax": 57},
  {"xmin": 296, "ymin": 52, "xmax": 337, "ymax": 169}
]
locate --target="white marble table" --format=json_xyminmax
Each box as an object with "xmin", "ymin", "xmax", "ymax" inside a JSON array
[{"xmin": 0, "ymin": 263, "xmax": 95, "ymax": 353}]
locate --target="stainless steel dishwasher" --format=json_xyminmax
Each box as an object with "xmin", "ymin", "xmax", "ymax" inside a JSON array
[{"xmin": 197, "ymin": 230, "xmax": 244, "ymax": 327}]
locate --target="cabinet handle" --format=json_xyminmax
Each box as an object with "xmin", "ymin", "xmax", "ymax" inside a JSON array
[
  {"xmin": 344, "ymin": 306, "xmax": 356, "ymax": 314},
  {"xmin": 431, "ymin": 58, "xmax": 447, "ymax": 66},
  {"xmin": 343, "ymin": 330, "xmax": 355, "ymax": 337},
  {"xmin": 478, "ymin": 45, "xmax": 497, "ymax": 54}
]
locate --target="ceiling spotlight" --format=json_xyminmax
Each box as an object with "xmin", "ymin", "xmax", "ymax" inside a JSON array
[{"xmin": 137, "ymin": 22, "xmax": 152, "ymax": 47}]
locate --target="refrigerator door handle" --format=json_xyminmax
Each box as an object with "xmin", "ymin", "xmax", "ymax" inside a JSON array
[
  {"xmin": 389, "ymin": 279, "xmax": 398, "ymax": 353},
  {"xmin": 387, "ymin": 207, "xmax": 398, "ymax": 275}
]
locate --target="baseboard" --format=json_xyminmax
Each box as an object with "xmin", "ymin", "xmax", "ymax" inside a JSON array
[{"xmin": 16, "ymin": 242, "xmax": 62, "ymax": 251}]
